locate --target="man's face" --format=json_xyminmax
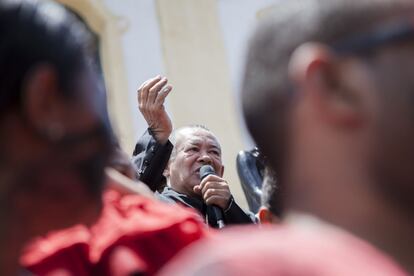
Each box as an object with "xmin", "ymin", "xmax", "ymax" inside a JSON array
[{"xmin": 167, "ymin": 128, "xmax": 224, "ymax": 197}]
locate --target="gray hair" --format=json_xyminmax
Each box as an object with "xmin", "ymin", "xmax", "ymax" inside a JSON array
[{"xmin": 169, "ymin": 124, "xmax": 217, "ymax": 161}]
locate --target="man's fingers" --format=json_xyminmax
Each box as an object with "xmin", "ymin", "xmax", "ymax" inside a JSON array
[
  {"xmin": 200, "ymin": 179, "xmax": 231, "ymax": 209},
  {"xmin": 205, "ymin": 195, "xmax": 228, "ymax": 208},
  {"xmin": 145, "ymin": 75, "xmax": 162, "ymax": 89},
  {"xmin": 201, "ymin": 174, "xmax": 223, "ymax": 184},
  {"xmin": 138, "ymin": 76, "xmax": 161, "ymax": 106},
  {"xmin": 148, "ymin": 78, "xmax": 168, "ymax": 104},
  {"xmin": 193, "ymin": 185, "xmax": 202, "ymax": 195},
  {"xmin": 203, "ymin": 188, "xmax": 217, "ymax": 200},
  {"xmin": 139, "ymin": 74, "xmax": 162, "ymax": 90},
  {"xmin": 203, "ymin": 188, "xmax": 229, "ymax": 201},
  {"xmin": 199, "ymin": 175, "xmax": 222, "ymax": 190},
  {"xmin": 201, "ymin": 180, "xmax": 228, "ymax": 196},
  {"xmin": 137, "ymin": 77, "xmax": 152, "ymax": 92},
  {"xmin": 155, "ymin": 85, "xmax": 172, "ymax": 106}
]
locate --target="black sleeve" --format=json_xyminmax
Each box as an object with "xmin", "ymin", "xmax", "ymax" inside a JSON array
[
  {"xmin": 222, "ymin": 196, "xmax": 258, "ymax": 225},
  {"xmin": 131, "ymin": 129, "xmax": 173, "ymax": 192}
]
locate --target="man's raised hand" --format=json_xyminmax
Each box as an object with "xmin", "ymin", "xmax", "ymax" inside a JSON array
[{"xmin": 137, "ymin": 76, "xmax": 173, "ymax": 144}]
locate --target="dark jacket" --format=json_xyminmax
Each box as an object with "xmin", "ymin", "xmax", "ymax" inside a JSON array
[
  {"xmin": 132, "ymin": 129, "xmax": 256, "ymax": 228},
  {"xmin": 156, "ymin": 187, "xmax": 255, "ymax": 228},
  {"xmin": 132, "ymin": 129, "xmax": 173, "ymax": 192}
]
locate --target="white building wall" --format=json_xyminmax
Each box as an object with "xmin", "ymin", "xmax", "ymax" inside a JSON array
[
  {"xmin": 99, "ymin": 0, "xmax": 276, "ymax": 149},
  {"xmin": 218, "ymin": 0, "xmax": 278, "ymax": 147},
  {"xmin": 101, "ymin": 0, "xmax": 167, "ymax": 146}
]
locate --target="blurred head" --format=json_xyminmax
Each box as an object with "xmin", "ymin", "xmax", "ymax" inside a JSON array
[
  {"xmin": 109, "ymin": 146, "xmax": 137, "ymax": 181},
  {"xmin": 242, "ymin": 0, "xmax": 414, "ymax": 218},
  {"xmin": 165, "ymin": 125, "xmax": 224, "ymax": 197},
  {"xmin": 258, "ymin": 166, "xmax": 282, "ymax": 224},
  {"xmin": 0, "ymin": 0, "xmax": 114, "ymax": 236}
]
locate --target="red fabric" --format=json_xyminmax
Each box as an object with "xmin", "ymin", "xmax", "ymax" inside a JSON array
[
  {"xmin": 21, "ymin": 189, "xmax": 209, "ymax": 276},
  {"xmin": 159, "ymin": 223, "xmax": 409, "ymax": 276}
]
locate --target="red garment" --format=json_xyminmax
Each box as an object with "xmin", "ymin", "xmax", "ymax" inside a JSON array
[
  {"xmin": 159, "ymin": 222, "xmax": 408, "ymax": 276},
  {"xmin": 21, "ymin": 189, "xmax": 209, "ymax": 276}
]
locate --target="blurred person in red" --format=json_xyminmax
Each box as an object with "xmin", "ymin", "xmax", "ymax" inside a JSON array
[
  {"xmin": 0, "ymin": 0, "xmax": 209, "ymax": 275},
  {"xmin": 0, "ymin": 0, "xmax": 115, "ymax": 274},
  {"xmin": 159, "ymin": 0, "xmax": 414, "ymax": 275},
  {"xmin": 21, "ymin": 141, "xmax": 209, "ymax": 276}
]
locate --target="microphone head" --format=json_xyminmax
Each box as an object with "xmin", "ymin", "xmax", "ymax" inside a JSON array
[{"xmin": 200, "ymin": 165, "xmax": 216, "ymax": 180}]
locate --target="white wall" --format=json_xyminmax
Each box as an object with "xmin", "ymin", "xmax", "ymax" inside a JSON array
[
  {"xmin": 218, "ymin": 0, "xmax": 277, "ymax": 148},
  {"xmin": 100, "ymin": 0, "xmax": 276, "ymax": 150},
  {"xmin": 102, "ymin": 0, "xmax": 167, "ymax": 148}
]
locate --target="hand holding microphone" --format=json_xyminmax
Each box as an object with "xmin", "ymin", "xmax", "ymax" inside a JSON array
[{"xmin": 195, "ymin": 165, "xmax": 232, "ymax": 228}]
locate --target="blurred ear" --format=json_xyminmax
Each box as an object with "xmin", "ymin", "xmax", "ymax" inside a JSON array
[
  {"xmin": 21, "ymin": 64, "xmax": 66, "ymax": 139},
  {"xmin": 258, "ymin": 207, "xmax": 273, "ymax": 224},
  {"xmin": 258, "ymin": 207, "xmax": 281, "ymax": 224},
  {"xmin": 163, "ymin": 162, "xmax": 171, "ymax": 178},
  {"xmin": 288, "ymin": 42, "xmax": 364, "ymax": 128}
]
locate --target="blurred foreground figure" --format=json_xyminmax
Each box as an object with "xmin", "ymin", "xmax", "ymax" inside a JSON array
[
  {"xmin": 21, "ymin": 170, "xmax": 207, "ymax": 276},
  {"xmin": 0, "ymin": 1, "xmax": 207, "ymax": 275},
  {"xmin": 0, "ymin": 0, "xmax": 114, "ymax": 274},
  {"xmin": 21, "ymin": 147, "xmax": 208, "ymax": 276},
  {"xmin": 160, "ymin": 0, "xmax": 414, "ymax": 275}
]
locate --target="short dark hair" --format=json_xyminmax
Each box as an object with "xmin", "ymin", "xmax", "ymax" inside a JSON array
[
  {"xmin": 0, "ymin": 0, "xmax": 95, "ymax": 117},
  {"xmin": 242, "ymin": 0, "xmax": 414, "ymax": 175}
]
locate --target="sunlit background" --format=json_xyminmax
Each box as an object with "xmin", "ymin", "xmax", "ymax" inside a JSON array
[{"xmin": 52, "ymin": 0, "xmax": 278, "ymax": 207}]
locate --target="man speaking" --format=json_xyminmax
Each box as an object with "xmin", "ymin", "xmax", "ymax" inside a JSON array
[{"xmin": 132, "ymin": 76, "xmax": 255, "ymax": 228}]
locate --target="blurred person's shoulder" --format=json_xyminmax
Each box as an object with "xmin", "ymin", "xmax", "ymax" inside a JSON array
[
  {"xmin": 21, "ymin": 224, "xmax": 91, "ymax": 275},
  {"xmin": 22, "ymin": 189, "xmax": 209, "ymax": 275},
  {"xmin": 91, "ymin": 189, "xmax": 210, "ymax": 275},
  {"xmin": 159, "ymin": 221, "xmax": 408, "ymax": 276},
  {"xmin": 98, "ymin": 187, "xmax": 206, "ymax": 233}
]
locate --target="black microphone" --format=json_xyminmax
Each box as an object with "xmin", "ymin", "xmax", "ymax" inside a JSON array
[{"xmin": 199, "ymin": 165, "xmax": 225, "ymax": 229}]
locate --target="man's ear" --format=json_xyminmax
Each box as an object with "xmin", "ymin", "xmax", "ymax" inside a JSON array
[
  {"xmin": 258, "ymin": 207, "xmax": 273, "ymax": 224},
  {"xmin": 163, "ymin": 162, "xmax": 171, "ymax": 178},
  {"xmin": 21, "ymin": 64, "xmax": 66, "ymax": 139},
  {"xmin": 288, "ymin": 42, "xmax": 364, "ymax": 128}
]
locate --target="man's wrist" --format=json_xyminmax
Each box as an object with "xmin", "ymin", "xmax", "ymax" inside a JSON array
[{"xmin": 148, "ymin": 128, "xmax": 169, "ymax": 145}]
